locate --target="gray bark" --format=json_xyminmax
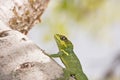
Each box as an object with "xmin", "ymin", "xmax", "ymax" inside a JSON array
[{"xmin": 0, "ymin": 0, "xmax": 75, "ymax": 80}]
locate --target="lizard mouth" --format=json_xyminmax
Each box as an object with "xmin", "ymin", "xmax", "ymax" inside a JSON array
[
  {"xmin": 54, "ymin": 34, "xmax": 67, "ymax": 48},
  {"xmin": 54, "ymin": 34, "xmax": 60, "ymax": 43}
]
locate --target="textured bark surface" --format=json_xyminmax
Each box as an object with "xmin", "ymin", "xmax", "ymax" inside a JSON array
[
  {"xmin": 0, "ymin": 29, "xmax": 63, "ymax": 80},
  {"xmin": 0, "ymin": 0, "xmax": 49, "ymax": 34},
  {"xmin": 0, "ymin": 0, "xmax": 75, "ymax": 80}
]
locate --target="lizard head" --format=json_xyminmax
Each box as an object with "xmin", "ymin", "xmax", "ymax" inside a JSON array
[{"xmin": 54, "ymin": 34, "xmax": 73, "ymax": 50}]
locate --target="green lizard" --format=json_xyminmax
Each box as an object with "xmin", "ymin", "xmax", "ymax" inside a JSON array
[{"xmin": 49, "ymin": 34, "xmax": 88, "ymax": 80}]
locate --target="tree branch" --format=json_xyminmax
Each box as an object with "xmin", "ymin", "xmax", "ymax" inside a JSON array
[{"xmin": 0, "ymin": 0, "xmax": 75, "ymax": 80}]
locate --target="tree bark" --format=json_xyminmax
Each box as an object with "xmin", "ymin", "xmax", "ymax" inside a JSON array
[{"xmin": 0, "ymin": 0, "xmax": 76, "ymax": 80}]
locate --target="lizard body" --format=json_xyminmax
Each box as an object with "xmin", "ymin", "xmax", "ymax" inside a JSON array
[{"xmin": 50, "ymin": 34, "xmax": 88, "ymax": 80}]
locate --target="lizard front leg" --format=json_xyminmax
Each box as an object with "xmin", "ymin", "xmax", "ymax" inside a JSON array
[{"xmin": 48, "ymin": 52, "xmax": 63, "ymax": 58}]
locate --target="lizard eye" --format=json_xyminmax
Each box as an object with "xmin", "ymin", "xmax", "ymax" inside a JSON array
[{"xmin": 60, "ymin": 36, "xmax": 67, "ymax": 41}]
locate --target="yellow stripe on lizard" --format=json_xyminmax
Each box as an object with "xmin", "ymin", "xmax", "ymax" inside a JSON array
[{"xmin": 61, "ymin": 49, "xmax": 69, "ymax": 56}]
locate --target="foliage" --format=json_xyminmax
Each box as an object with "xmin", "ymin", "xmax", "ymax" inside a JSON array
[
  {"xmin": 56, "ymin": 0, "xmax": 105, "ymax": 21},
  {"xmin": 40, "ymin": 0, "xmax": 106, "ymax": 41}
]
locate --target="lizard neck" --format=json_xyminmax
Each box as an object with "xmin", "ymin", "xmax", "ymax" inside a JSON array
[{"xmin": 60, "ymin": 48, "xmax": 74, "ymax": 56}]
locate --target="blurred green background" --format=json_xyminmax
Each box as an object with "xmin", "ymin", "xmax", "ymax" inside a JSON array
[{"xmin": 28, "ymin": 0, "xmax": 120, "ymax": 80}]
